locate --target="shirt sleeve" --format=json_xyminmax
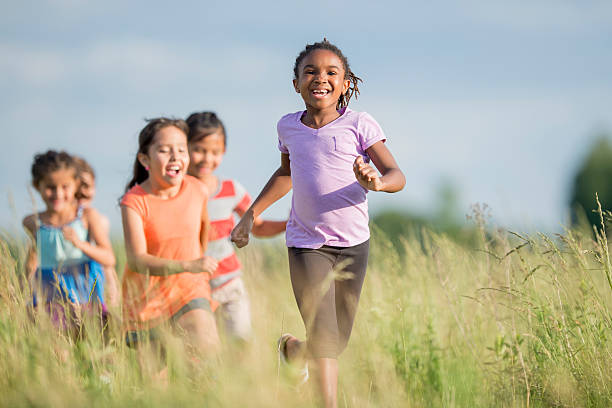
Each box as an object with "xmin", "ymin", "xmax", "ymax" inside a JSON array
[
  {"xmin": 232, "ymin": 180, "xmax": 252, "ymax": 214},
  {"xmin": 120, "ymin": 189, "xmax": 147, "ymax": 219},
  {"xmin": 357, "ymin": 112, "xmax": 386, "ymax": 152},
  {"xmin": 277, "ymin": 119, "xmax": 289, "ymax": 154}
]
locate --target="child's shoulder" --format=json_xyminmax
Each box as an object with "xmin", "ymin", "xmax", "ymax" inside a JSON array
[
  {"xmin": 122, "ymin": 183, "xmax": 147, "ymax": 200},
  {"xmin": 279, "ymin": 110, "xmax": 304, "ymax": 121},
  {"xmin": 81, "ymin": 207, "xmax": 110, "ymax": 234},
  {"xmin": 22, "ymin": 213, "xmax": 39, "ymax": 235},
  {"xmin": 342, "ymin": 109, "xmax": 384, "ymax": 137},
  {"xmin": 184, "ymin": 175, "xmax": 209, "ymax": 198},
  {"xmin": 342, "ymin": 108, "xmax": 377, "ymax": 123},
  {"xmin": 277, "ymin": 110, "xmax": 304, "ymax": 127},
  {"xmin": 81, "ymin": 206, "xmax": 102, "ymax": 222}
]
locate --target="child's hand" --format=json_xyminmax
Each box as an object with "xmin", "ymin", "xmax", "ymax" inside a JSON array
[
  {"xmin": 353, "ymin": 156, "xmax": 384, "ymax": 191},
  {"xmin": 231, "ymin": 210, "xmax": 254, "ymax": 248},
  {"xmin": 62, "ymin": 226, "xmax": 82, "ymax": 247},
  {"xmin": 190, "ymin": 256, "xmax": 218, "ymax": 275}
]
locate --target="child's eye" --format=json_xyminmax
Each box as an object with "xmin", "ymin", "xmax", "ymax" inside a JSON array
[{"xmin": 328, "ymin": 71, "xmax": 337, "ymax": 75}]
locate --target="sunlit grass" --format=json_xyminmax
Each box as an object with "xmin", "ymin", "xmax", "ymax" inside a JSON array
[{"xmin": 1, "ymin": 209, "xmax": 612, "ymax": 407}]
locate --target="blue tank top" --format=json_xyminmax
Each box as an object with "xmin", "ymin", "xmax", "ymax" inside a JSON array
[
  {"xmin": 37, "ymin": 208, "xmax": 90, "ymax": 269},
  {"xmin": 33, "ymin": 208, "xmax": 106, "ymax": 308}
]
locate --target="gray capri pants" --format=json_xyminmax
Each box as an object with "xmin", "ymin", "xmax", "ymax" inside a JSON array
[{"xmin": 288, "ymin": 239, "xmax": 369, "ymax": 359}]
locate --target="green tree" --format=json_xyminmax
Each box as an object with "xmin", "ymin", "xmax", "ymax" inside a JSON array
[{"xmin": 569, "ymin": 135, "xmax": 612, "ymax": 230}]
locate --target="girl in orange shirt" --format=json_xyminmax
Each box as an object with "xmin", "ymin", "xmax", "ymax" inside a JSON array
[{"xmin": 120, "ymin": 118, "xmax": 219, "ymax": 358}]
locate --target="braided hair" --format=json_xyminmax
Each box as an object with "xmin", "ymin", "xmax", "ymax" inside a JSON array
[{"xmin": 293, "ymin": 39, "xmax": 362, "ymax": 110}]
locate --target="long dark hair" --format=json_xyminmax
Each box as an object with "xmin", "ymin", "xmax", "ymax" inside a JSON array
[
  {"xmin": 293, "ymin": 39, "xmax": 362, "ymax": 110},
  {"xmin": 125, "ymin": 118, "xmax": 189, "ymax": 192},
  {"xmin": 185, "ymin": 111, "xmax": 227, "ymax": 147}
]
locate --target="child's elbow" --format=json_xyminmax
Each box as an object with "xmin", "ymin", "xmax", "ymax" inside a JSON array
[
  {"xmin": 398, "ymin": 172, "xmax": 406, "ymax": 191},
  {"xmin": 106, "ymin": 254, "xmax": 117, "ymax": 268}
]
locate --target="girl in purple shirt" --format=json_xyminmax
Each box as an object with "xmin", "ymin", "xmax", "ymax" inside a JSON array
[{"xmin": 232, "ymin": 39, "xmax": 405, "ymax": 408}]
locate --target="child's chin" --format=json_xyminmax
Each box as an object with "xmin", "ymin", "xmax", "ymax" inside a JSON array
[
  {"xmin": 166, "ymin": 174, "xmax": 183, "ymax": 183},
  {"xmin": 50, "ymin": 203, "xmax": 68, "ymax": 212}
]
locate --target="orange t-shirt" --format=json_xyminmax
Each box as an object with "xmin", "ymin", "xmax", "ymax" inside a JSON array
[{"xmin": 121, "ymin": 175, "xmax": 214, "ymax": 331}]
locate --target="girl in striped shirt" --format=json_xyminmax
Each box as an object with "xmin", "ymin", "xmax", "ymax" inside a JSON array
[{"xmin": 186, "ymin": 111, "xmax": 286, "ymax": 341}]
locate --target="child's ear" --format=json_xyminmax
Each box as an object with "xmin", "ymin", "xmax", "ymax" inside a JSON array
[
  {"xmin": 293, "ymin": 79, "xmax": 300, "ymax": 93},
  {"xmin": 137, "ymin": 152, "xmax": 149, "ymax": 170},
  {"xmin": 343, "ymin": 78, "xmax": 350, "ymax": 94}
]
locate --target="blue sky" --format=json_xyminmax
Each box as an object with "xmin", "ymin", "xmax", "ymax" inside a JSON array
[{"xmin": 2, "ymin": 1, "xmax": 612, "ymax": 236}]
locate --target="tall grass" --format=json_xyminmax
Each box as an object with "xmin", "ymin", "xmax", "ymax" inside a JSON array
[{"xmin": 1, "ymin": 209, "xmax": 611, "ymax": 407}]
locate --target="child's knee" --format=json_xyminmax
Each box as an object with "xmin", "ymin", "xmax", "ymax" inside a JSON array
[{"xmin": 176, "ymin": 309, "xmax": 220, "ymax": 351}]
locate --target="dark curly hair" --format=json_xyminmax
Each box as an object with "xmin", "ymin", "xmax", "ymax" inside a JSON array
[
  {"xmin": 125, "ymin": 117, "xmax": 189, "ymax": 192},
  {"xmin": 31, "ymin": 150, "xmax": 78, "ymax": 188},
  {"xmin": 293, "ymin": 39, "xmax": 362, "ymax": 109}
]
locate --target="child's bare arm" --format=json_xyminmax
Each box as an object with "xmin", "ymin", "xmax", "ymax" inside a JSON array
[
  {"xmin": 235, "ymin": 205, "xmax": 287, "ymax": 238},
  {"xmin": 122, "ymin": 206, "xmax": 217, "ymax": 275},
  {"xmin": 200, "ymin": 195, "xmax": 211, "ymax": 253},
  {"xmin": 231, "ymin": 153, "xmax": 292, "ymax": 247},
  {"xmin": 102, "ymin": 266, "xmax": 120, "ymax": 307},
  {"xmin": 251, "ymin": 219, "xmax": 287, "ymax": 237},
  {"xmin": 64, "ymin": 208, "xmax": 116, "ymax": 267},
  {"xmin": 354, "ymin": 141, "xmax": 405, "ymax": 193}
]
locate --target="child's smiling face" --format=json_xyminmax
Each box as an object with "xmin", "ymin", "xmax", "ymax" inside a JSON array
[
  {"xmin": 138, "ymin": 125, "xmax": 189, "ymax": 189},
  {"xmin": 78, "ymin": 171, "xmax": 96, "ymax": 205},
  {"xmin": 293, "ymin": 49, "xmax": 350, "ymax": 112},
  {"xmin": 188, "ymin": 131, "xmax": 225, "ymax": 179},
  {"xmin": 37, "ymin": 168, "xmax": 78, "ymax": 213}
]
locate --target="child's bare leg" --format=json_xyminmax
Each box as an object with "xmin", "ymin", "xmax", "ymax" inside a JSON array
[
  {"xmin": 314, "ymin": 358, "xmax": 338, "ymax": 408},
  {"xmin": 131, "ymin": 333, "xmax": 168, "ymax": 387},
  {"xmin": 175, "ymin": 308, "xmax": 220, "ymax": 358}
]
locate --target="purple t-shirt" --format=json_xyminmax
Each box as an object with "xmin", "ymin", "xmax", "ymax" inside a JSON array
[{"xmin": 277, "ymin": 107, "xmax": 386, "ymax": 249}]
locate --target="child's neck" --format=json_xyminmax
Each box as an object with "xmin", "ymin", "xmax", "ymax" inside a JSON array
[
  {"xmin": 43, "ymin": 202, "xmax": 79, "ymax": 226},
  {"xmin": 141, "ymin": 178, "xmax": 182, "ymax": 199},
  {"xmin": 194, "ymin": 174, "xmax": 218, "ymax": 195},
  {"xmin": 302, "ymin": 106, "xmax": 343, "ymax": 129}
]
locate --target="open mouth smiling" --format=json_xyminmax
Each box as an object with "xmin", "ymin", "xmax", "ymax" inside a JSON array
[
  {"xmin": 166, "ymin": 164, "xmax": 181, "ymax": 177},
  {"xmin": 311, "ymin": 89, "xmax": 330, "ymax": 97}
]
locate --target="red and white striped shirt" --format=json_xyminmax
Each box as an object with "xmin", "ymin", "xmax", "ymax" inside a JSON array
[{"xmin": 205, "ymin": 179, "xmax": 251, "ymax": 290}]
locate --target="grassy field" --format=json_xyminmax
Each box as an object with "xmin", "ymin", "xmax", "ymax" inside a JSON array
[{"xmin": 1, "ymin": 209, "xmax": 612, "ymax": 407}]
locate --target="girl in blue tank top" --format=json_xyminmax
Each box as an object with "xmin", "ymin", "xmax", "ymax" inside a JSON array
[{"xmin": 22, "ymin": 150, "xmax": 117, "ymax": 322}]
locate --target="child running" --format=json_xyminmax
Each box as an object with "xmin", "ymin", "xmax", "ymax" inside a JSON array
[
  {"xmin": 120, "ymin": 118, "xmax": 219, "ymax": 358},
  {"xmin": 23, "ymin": 150, "xmax": 117, "ymax": 326},
  {"xmin": 186, "ymin": 111, "xmax": 286, "ymax": 342},
  {"xmin": 231, "ymin": 39, "xmax": 405, "ymax": 407},
  {"xmin": 73, "ymin": 156, "xmax": 120, "ymax": 308}
]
